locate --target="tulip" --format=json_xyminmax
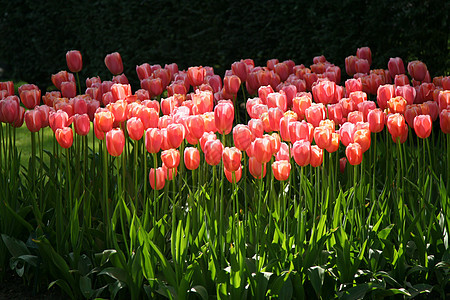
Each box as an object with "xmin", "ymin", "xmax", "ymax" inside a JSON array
[
  {"xmin": 106, "ymin": 128, "xmax": 125, "ymax": 156},
  {"xmin": 66, "ymin": 50, "xmax": 82, "ymax": 73},
  {"xmin": 126, "ymin": 117, "xmax": 144, "ymax": 141},
  {"xmin": 440, "ymin": 109, "xmax": 450, "ymax": 134},
  {"xmin": 223, "ymin": 147, "xmax": 242, "ymax": 172},
  {"xmin": 51, "ymin": 71, "xmax": 73, "ymax": 90},
  {"xmin": 214, "ymin": 101, "xmax": 234, "ymax": 135},
  {"xmin": 55, "ymin": 126, "xmax": 74, "ymax": 149},
  {"xmin": 388, "ymin": 57, "xmax": 405, "ymax": 79},
  {"xmin": 314, "ymin": 126, "xmax": 332, "ymax": 149},
  {"xmin": 204, "ymin": 139, "xmax": 223, "ymax": 166},
  {"xmin": 233, "ymin": 124, "xmax": 252, "ymax": 151},
  {"xmin": 438, "ymin": 90, "xmax": 450, "ymax": 112},
  {"xmin": 339, "ymin": 157, "xmax": 347, "ymax": 173},
  {"xmin": 347, "ymin": 111, "xmax": 364, "ymax": 124},
  {"xmin": 267, "ymin": 92, "xmax": 287, "ymax": 112},
  {"xmin": 312, "ymin": 80, "xmax": 336, "ymax": 105},
  {"xmin": 279, "ymin": 84, "xmax": 297, "ymax": 107},
  {"xmin": 345, "ymin": 143, "xmax": 363, "ymax": 165},
  {"xmin": 49, "ymin": 109, "xmax": 72, "ymax": 132},
  {"xmin": 248, "ymin": 118, "xmax": 264, "ymax": 139},
  {"xmin": 258, "ymin": 85, "xmax": 274, "ymax": 105},
  {"xmin": 414, "ymin": 114, "xmax": 432, "ymax": 139},
  {"xmin": 325, "ymin": 132, "xmax": 340, "ymax": 153},
  {"xmin": 388, "ymin": 96, "xmax": 407, "ymax": 114},
  {"xmin": 275, "ymin": 142, "xmax": 290, "ymax": 161},
  {"xmin": 253, "ymin": 137, "xmax": 272, "ymax": 164},
  {"xmin": 94, "ymin": 109, "xmax": 114, "ymax": 133},
  {"xmin": 355, "ymin": 59, "xmax": 370, "ymax": 74},
  {"xmin": 149, "ymin": 167, "xmax": 165, "ymax": 190},
  {"xmin": 161, "ymin": 149, "xmax": 180, "ymax": 169},
  {"xmin": 310, "ymin": 145, "xmax": 323, "ymax": 167},
  {"xmin": 292, "ymin": 140, "xmax": 311, "ymax": 167},
  {"xmin": 105, "ymin": 52, "xmax": 123, "ymax": 75},
  {"xmin": 232, "ymin": 60, "xmax": 248, "ymax": 82},
  {"xmin": 353, "ymin": 129, "xmax": 371, "ymax": 153},
  {"xmin": 184, "ymin": 147, "xmax": 200, "ymax": 170},
  {"xmin": 224, "ymin": 165, "xmax": 242, "ymax": 183},
  {"xmin": 24, "ymin": 109, "xmax": 42, "ymax": 132},
  {"xmin": 356, "ymin": 47, "xmax": 372, "ymax": 65},
  {"xmin": 376, "ymin": 84, "xmax": 394, "ymax": 110},
  {"xmin": 387, "ymin": 113, "xmax": 407, "ymax": 142},
  {"xmin": 305, "ymin": 103, "xmax": 326, "ymax": 127},
  {"xmin": 289, "ymin": 120, "xmax": 313, "ymax": 144},
  {"xmin": 367, "ymin": 109, "xmax": 385, "ymax": 133},
  {"xmin": 407, "ymin": 60, "xmax": 428, "ymax": 82},
  {"xmin": 73, "ymin": 114, "xmax": 90, "ymax": 136},
  {"xmin": 223, "ymin": 75, "xmax": 241, "ymax": 96},
  {"xmin": 268, "ymin": 107, "xmax": 283, "ymax": 132},
  {"xmin": 422, "ymin": 101, "xmax": 439, "ymax": 121},
  {"xmin": 272, "ymin": 160, "xmax": 291, "ymax": 181},
  {"xmin": 1, "ymin": 96, "xmax": 19, "ymax": 124},
  {"xmin": 138, "ymin": 107, "xmax": 159, "ymax": 129},
  {"xmin": 187, "ymin": 66, "xmax": 205, "ymax": 87},
  {"xmin": 145, "ymin": 128, "xmax": 163, "ymax": 153},
  {"xmin": 304, "ymin": 72, "xmax": 318, "ymax": 91},
  {"xmin": 61, "ymin": 81, "xmax": 76, "ymax": 98},
  {"xmin": 345, "ymin": 78, "xmax": 363, "ymax": 97},
  {"xmin": 348, "ymin": 91, "xmax": 366, "ymax": 105},
  {"xmin": 36, "ymin": 105, "xmax": 51, "ymax": 128},
  {"xmin": 339, "ymin": 122, "xmax": 356, "ymax": 146},
  {"xmin": 166, "ymin": 123, "xmax": 185, "ymax": 149},
  {"xmin": 19, "ymin": 86, "xmax": 41, "ymax": 109},
  {"xmin": 248, "ymin": 156, "xmax": 267, "ymax": 179},
  {"xmin": 345, "ymin": 55, "xmax": 358, "ymax": 77},
  {"xmin": 395, "ymin": 85, "xmax": 416, "ymax": 106}
]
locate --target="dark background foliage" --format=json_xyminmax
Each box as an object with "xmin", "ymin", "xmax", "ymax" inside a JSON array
[{"xmin": 0, "ymin": 0, "xmax": 448, "ymax": 91}]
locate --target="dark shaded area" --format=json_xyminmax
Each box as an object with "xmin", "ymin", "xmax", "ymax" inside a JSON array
[{"xmin": 0, "ymin": 0, "xmax": 448, "ymax": 91}]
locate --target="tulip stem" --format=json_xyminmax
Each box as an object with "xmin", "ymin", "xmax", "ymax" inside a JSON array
[
  {"xmin": 143, "ymin": 142, "xmax": 147, "ymax": 210},
  {"xmin": 153, "ymin": 153, "xmax": 158, "ymax": 223},
  {"xmin": 103, "ymin": 139, "xmax": 110, "ymax": 246},
  {"xmin": 30, "ymin": 131, "xmax": 36, "ymax": 199},
  {"xmin": 134, "ymin": 140, "xmax": 138, "ymax": 209},
  {"xmin": 76, "ymin": 72, "xmax": 82, "ymax": 95}
]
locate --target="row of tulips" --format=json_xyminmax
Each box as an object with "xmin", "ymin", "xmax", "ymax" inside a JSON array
[{"xmin": 0, "ymin": 47, "xmax": 449, "ymax": 299}]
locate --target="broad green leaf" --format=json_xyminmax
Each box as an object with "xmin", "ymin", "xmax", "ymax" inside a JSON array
[
  {"xmin": 307, "ymin": 266, "xmax": 325, "ymax": 298},
  {"xmin": 1, "ymin": 234, "xmax": 30, "ymax": 257}
]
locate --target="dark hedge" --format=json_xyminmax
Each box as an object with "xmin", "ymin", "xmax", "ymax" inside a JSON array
[{"xmin": 0, "ymin": 0, "xmax": 448, "ymax": 91}]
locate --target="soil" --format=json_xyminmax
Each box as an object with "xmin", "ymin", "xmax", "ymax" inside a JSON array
[{"xmin": 0, "ymin": 269, "xmax": 63, "ymax": 300}]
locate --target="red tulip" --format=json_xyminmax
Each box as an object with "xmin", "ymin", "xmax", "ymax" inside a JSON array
[
  {"xmin": 413, "ymin": 114, "xmax": 432, "ymax": 139},
  {"xmin": 275, "ymin": 142, "xmax": 290, "ymax": 161},
  {"xmin": 367, "ymin": 109, "xmax": 385, "ymax": 133},
  {"xmin": 149, "ymin": 167, "xmax": 165, "ymax": 190},
  {"xmin": 204, "ymin": 139, "xmax": 223, "ymax": 166},
  {"xmin": 214, "ymin": 101, "xmax": 234, "ymax": 135},
  {"xmin": 422, "ymin": 101, "xmax": 439, "ymax": 121},
  {"xmin": 1, "ymin": 96, "xmax": 19, "ymax": 124},
  {"xmin": 0, "ymin": 81, "xmax": 14, "ymax": 96},
  {"xmin": 192, "ymin": 90, "xmax": 214, "ymax": 114},
  {"xmin": 223, "ymin": 147, "xmax": 242, "ymax": 172},
  {"xmin": 339, "ymin": 122, "xmax": 356, "ymax": 147},
  {"xmin": 61, "ymin": 81, "xmax": 76, "ymax": 98},
  {"xmin": 107, "ymin": 99, "xmax": 127, "ymax": 123},
  {"xmin": 325, "ymin": 132, "xmax": 340, "ymax": 153},
  {"xmin": 355, "ymin": 59, "xmax": 370, "ymax": 74},
  {"xmin": 248, "ymin": 156, "xmax": 267, "ymax": 179},
  {"xmin": 267, "ymin": 92, "xmax": 287, "ymax": 112},
  {"xmin": 187, "ymin": 66, "xmax": 205, "ymax": 87},
  {"xmin": 106, "ymin": 128, "xmax": 125, "ymax": 156},
  {"xmin": 145, "ymin": 128, "xmax": 162, "ymax": 153},
  {"xmin": 440, "ymin": 109, "xmax": 450, "ymax": 134},
  {"xmin": 184, "ymin": 147, "xmax": 200, "ymax": 170},
  {"xmin": 224, "ymin": 75, "xmax": 241, "ymax": 96},
  {"xmin": 232, "ymin": 60, "xmax": 248, "ymax": 82},
  {"xmin": 388, "ymin": 57, "xmax": 405, "ymax": 79},
  {"xmin": 272, "ymin": 160, "xmax": 291, "ymax": 181},
  {"xmin": 66, "ymin": 50, "xmax": 82, "ymax": 73},
  {"xmin": 345, "ymin": 55, "xmax": 358, "ymax": 77},
  {"xmin": 51, "ymin": 71, "xmax": 74, "ymax": 90},
  {"xmin": 388, "ymin": 96, "xmax": 407, "ymax": 114},
  {"xmin": 233, "ymin": 124, "xmax": 252, "ymax": 151},
  {"xmin": 105, "ymin": 52, "xmax": 123, "ymax": 75},
  {"xmin": 362, "ymin": 73, "xmax": 383, "ymax": 95},
  {"xmin": 73, "ymin": 97, "xmax": 88, "ymax": 115},
  {"xmin": 19, "ymin": 85, "xmax": 41, "ymax": 109},
  {"xmin": 438, "ymin": 90, "xmax": 450, "ymax": 112},
  {"xmin": 312, "ymin": 79, "xmax": 336, "ymax": 105},
  {"xmin": 73, "ymin": 114, "xmax": 90, "ymax": 136},
  {"xmin": 305, "ymin": 103, "xmax": 326, "ymax": 127},
  {"xmin": 253, "ymin": 137, "xmax": 272, "ymax": 164},
  {"xmin": 268, "ymin": 107, "xmax": 283, "ymax": 131},
  {"xmin": 126, "ymin": 117, "xmax": 144, "ymax": 141},
  {"xmin": 274, "ymin": 63, "xmax": 289, "ymax": 81},
  {"xmin": 310, "ymin": 145, "xmax": 323, "ymax": 167},
  {"xmin": 161, "ymin": 149, "xmax": 180, "ymax": 169},
  {"xmin": 138, "ymin": 107, "xmax": 159, "ymax": 129},
  {"xmin": 224, "ymin": 165, "xmax": 242, "ymax": 183},
  {"xmin": 24, "ymin": 109, "xmax": 42, "ymax": 132},
  {"xmin": 49, "ymin": 109, "xmax": 72, "ymax": 132},
  {"xmin": 407, "ymin": 60, "xmax": 427, "ymax": 82},
  {"xmin": 348, "ymin": 91, "xmax": 367, "ymax": 105},
  {"xmin": 339, "ymin": 157, "xmax": 347, "ymax": 173},
  {"xmin": 292, "ymin": 139, "xmax": 311, "ymax": 167},
  {"xmin": 346, "ymin": 143, "xmax": 363, "ymax": 165},
  {"xmin": 314, "ymin": 126, "xmax": 332, "ymax": 149},
  {"xmin": 55, "ymin": 127, "xmax": 74, "ymax": 148},
  {"xmin": 347, "ymin": 111, "xmax": 364, "ymax": 124},
  {"xmin": 376, "ymin": 84, "xmax": 394, "ymax": 110}
]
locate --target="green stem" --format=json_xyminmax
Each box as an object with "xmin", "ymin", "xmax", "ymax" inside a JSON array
[{"xmin": 76, "ymin": 72, "xmax": 82, "ymax": 95}]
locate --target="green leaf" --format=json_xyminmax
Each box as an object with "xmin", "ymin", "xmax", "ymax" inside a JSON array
[
  {"xmin": 98, "ymin": 267, "xmax": 128, "ymax": 283},
  {"xmin": 49, "ymin": 279, "xmax": 75, "ymax": 300},
  {"xmin": 341, "ymin": 283, "xmax": 369, "ymax": 300},
  {"xmin": 308, "ymin": 266, "xmax": 325, "ymax": 298},
  {"xmin": 190, "ymin": 285, "xmax": 209, "ymax": 300},
  {"xmin": 1, "ymin": 234, "xmax": 30, "ymax": 257}
]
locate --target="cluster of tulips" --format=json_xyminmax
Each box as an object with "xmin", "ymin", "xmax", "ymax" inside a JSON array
[{"xmin": 1, "ymin": 47, "xmax": 450, "ymax": 192}]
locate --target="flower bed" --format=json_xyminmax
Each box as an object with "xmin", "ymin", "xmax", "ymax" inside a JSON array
[{"xmin": 0, "ymin": 48, "xmax": 449, "ymax": 299}]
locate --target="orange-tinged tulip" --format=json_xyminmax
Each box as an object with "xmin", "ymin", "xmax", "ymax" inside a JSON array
[
  {"xmin": 348, "ymin": 91, "xmax": 367, "ymax": 105},
  {"xmin": 310, "ymin": 145, "xmax": 323, "ymax": 167},
  {"xmin": 339, "ymin": 122, "xmax": 356, "ymax": 146},
  {"xmin": 107, "ymin": 99, "xmax": 127, "ymax": 123},
  {"xmin": 438, "ymin": 90, "xmax": 450, "ymax": 112},
  {"xmin": 305, "ymin": 103, "xmax": 326, "ymax": 127},
  {"xmin": 272, "ymin": 160, "xmax": 291, "ymax": 181},
  {"xmin": 388, "ymin": 96, "xmax": 407, "ymax": 114},
  {"xmin": 66, "ymin": 50, "xmax": 82, "ymax": 73},
  {"xmin": 258, "ymin": 85, "xmax": 274, "ymax": 105},
  {"xmin": 347, "ymin": 111, "xmax": 364, "ymax": 124},
  {"xmin": 161, "ymin": 149, "xmax": 180, "ymax": 169},
  {"xmin": 223, "ymin": 147, "xmax": 242, "ymax": 172},
  {"xmin": 253, "ymin": 137, "xmax": 272, "ymax": 164},
  {"xmin": 55, "ymin": 126, "xmax": 73, "ymax": 149},
  {"xmin": 105, "ymin": 52, "xmax": 123, "ymax": 75},
  {"xmin": 248, "ymin": 118, "xmax": 264, "ymax": 139},
  {"xmin": 325, "ymin": 132, "xmax": 340, "ymax": 153},
  {"xmin": 387, "ymin": 113, "xmax": 407, "ymax": 142},
  {"xmin": 413, "ymin": 114, "xmax": 432, "ymax": 139},
  {"xmin": 184, "ymin": 147, "xmax": 200, "ymax": 170},
  {"xmin": 275, "ymin": 142, "xmax": 290, "ymax": 161},
  {"xmin": 224, "ymin": 75, "xmax": 241, "ymax": 95},
  {"xmin": 73, "ymin": 113, "xmax": 90, "ymax": 136},
  {"xmin": 51, "ymin": 71, "xmax": 74, "ymax": 90},
  {"xmin": 166, "ymin": 123, "xmax": 185, "ymax": 149},
  {"xmin": 312, "ymin": 79, "xmax": 336, "ymax": 105},
  {"xmin": 353, "ymin": 129, "xmax": 371, "ymax": 153},
  {"xmin": 376, "ymin": 84, "xmax": 395, "ymax": 110},
  {"xmin": 395, "ymin": 85, "xmax": 416, "ymax": 106},
  {"xmin": 138, "ymin": 107, "xmax": 159, "ymax": 129},
  {"xmin": 94, "ymin": 109, "xmax": 114, "ymax": 133},
  {"xmin": 346, "ymin": 143, "xmax": 362, "ymax": 165},
  {"xmin": 248, "ymin": 156, "xmax": 266, "ymax": 179},
  {"xmin": 149, "ymin": 167, "xmax": 165, "ymax": 190},
  {"xmin": 224, "ymin": 165, "xmax": 242, "ymax": 183},
  {"xmin": 268, "ymin": 107, "xmax": 283, "ymax": 132},
  {"xmin": 267, "ymin": 92, "xmax": 287, "ymax": 112},
  {"xmin": 314, "ymin": 126, "xmax": 332, "ymax": 149}
]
